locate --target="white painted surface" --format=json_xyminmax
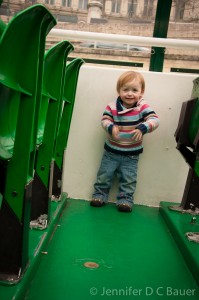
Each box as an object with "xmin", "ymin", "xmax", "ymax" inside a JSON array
[{"xmin": 62, "ymin": 65, "xmax": 197, "ymax": 206}]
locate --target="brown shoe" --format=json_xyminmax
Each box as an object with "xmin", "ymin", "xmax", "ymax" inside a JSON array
[
  {"xmin": 90, "ymin": 198, "xmax": 105, "ymax": 207},
  {"xmin": 117, "ymin": 203, "xmax": 132, "ymax": 212}
]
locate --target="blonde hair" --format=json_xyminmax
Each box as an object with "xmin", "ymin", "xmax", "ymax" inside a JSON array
[{"xmin": 116, "ymin": 71, "xmax": 145, "ymax": 93}]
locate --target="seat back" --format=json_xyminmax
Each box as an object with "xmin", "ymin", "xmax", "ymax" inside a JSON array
[
  {"xmin": 31, "ymin": 41, "xmax": 74, "ymax": 221},
  {"xmin": 37, "ymin": 41, "xmax": 74, "ymax": 146},
  {"xmin": 0, "ymin": 5, "xmax": 56, "ymax": 219},
  {"xmin": 54, "ymin": 58, "xmax": 85, "ymax": 169},
  {"xmin": 0, "ymin": 4, "xmax": 56, "ymax": 282},
  {"xmin": 52, "ymin": 58, "xmax": 84, "ymax": 198}
]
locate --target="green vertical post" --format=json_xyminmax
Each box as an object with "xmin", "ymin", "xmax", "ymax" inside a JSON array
[{"xmin": 149, "ymin": 0, "xmax": 172, "ymax": 72}]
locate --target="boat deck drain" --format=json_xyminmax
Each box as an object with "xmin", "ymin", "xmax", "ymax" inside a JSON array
[{"xmin": 83, "ymin": 261, "xmax": 99, "ymax": 269}]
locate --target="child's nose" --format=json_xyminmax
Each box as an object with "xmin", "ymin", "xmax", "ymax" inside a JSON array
[{"xmin": 128, "ymin": 90, "xmax": 133, "ymax": 95}]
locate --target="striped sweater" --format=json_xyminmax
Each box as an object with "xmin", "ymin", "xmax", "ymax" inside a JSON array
[{"xmin": 102, "ymin": 97, "xmax": 160, "ymax": 155}]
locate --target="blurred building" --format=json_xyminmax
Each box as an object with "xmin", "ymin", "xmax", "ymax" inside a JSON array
[
  {"xmin": 1, "ymin": 0, "xmax": 199, "ymax": 26},
  {"xmin": 0, "ymin": 0, "xmax": 198, "ymax": 71}
]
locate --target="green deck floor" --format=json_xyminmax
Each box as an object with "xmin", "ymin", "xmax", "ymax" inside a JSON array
[
  {"xmin": 25, "ymin": 199, "xmax": 198, "ymax": 300},
  {"xmin": 0, "ymin": 198, "xmax": 199, "ymax": 300}
]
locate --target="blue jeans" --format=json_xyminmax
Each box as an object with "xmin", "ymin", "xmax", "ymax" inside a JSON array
[{"xmin": 92, "ymin": 150, "xmax": 139, "ymax": 205}]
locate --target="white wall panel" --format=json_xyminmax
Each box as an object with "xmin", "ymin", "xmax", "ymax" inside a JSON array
[{"xmin": 62, "ymin": 65, "xmax": 197, "ymax": 207}]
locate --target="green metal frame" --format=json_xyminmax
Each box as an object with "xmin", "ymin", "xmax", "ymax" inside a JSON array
[
  {"xmin": 170, "ymin": 68, "xmax": 199, "ymax": 75},
  {"xmin": 149, "ymin": 0, "xmax": 172, "ymax": 72}
]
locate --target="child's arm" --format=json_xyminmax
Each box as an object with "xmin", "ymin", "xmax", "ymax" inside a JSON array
[
  {"xmin": 101, "ymin": 104, "xmax": 121, "ymax": 140},
  {"xmin": 135, "ymin": 103, "xmax": 160, "ymax": 135},
  {"xmin": 101, "ymin": 104, "xmax": 115, "ymax": 133},
  {"xmin": 112, "ymin": 125, "xmax": 120, "ymax": 140}
]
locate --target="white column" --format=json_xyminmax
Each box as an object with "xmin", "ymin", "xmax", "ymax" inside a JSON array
[
  {"xmin": 121, "ymin": 0, "xmax": 128, "ymax": 17},
  {"xmin": 56, "ymin": 0, "xmax": 62, "ymax": 6},
  {"xmin": 136, "ymin": 0, "xmax": 145, "ymax": 18},
  {"xmin": 104, "ymin": 0, "xmax": 112, "ymax": 15},
  {"xmin": 87, "ymin": 0, "xmax": 103, "ymax": 23},
  {"xmin": 72, "ymin": 0, "xmax": 78, "ymax": 10}
]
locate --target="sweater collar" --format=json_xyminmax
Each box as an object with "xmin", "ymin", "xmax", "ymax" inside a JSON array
[{"xmin": 116, "ymin": 96, "xmax": 138, "ymax": 114}]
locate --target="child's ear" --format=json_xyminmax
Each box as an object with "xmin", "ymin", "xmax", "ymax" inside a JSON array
[
  {"xmin": 140, "ymin": 90, "xmax": 144, "ymax": 97},
  {"xmin": 139, "ymin": 91, "xmax": 144, "ymax": 99}
]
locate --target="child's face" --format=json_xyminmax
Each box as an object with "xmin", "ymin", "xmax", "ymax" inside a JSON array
[{"xmin": 119, "ymin": 79, "xmax": 144, "ymax": 108}]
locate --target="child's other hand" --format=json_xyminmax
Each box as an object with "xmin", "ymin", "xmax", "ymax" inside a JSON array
[
  {"xmin": 112, "ymin": 125, "xmax": 120, "ymax": 140},
  {"xmin": 131, "ymin": 129, "xmax": 143, "ymax": 141}
]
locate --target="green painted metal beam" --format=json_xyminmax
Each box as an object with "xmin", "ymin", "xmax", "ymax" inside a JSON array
[
  {"xmin": 149, "ymin": 0, "xmax": 172, "ymax": 72},
  {"xmin": 170, "ymin": 68, "xmax": 199, "ymax": 74}
]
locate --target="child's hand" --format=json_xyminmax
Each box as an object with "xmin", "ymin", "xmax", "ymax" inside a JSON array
[
  {"xmin": 112, "ymin": 125, "xmax": 120, "ymax": 140},
  {"xmin": 131, "ymin": 129, "xmax": 143, "ymax": 141}
]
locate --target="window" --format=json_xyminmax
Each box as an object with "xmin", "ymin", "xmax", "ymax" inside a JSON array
[
  {"xmin": 128, "ymin": 0, "xmax": 137, "ymax": 17},
  {"xmin": 175, "ymin": 0, "xmax": 186, "ymax": 21},
  {"xmin": 62, "ymin": 0, "xmax": 71, "ymax": 7},
  {"xmin": 112, "ymin": 0, "xmax": 120, "ymax": 13},
  {"xmin": 45, "ymin": 0, "xmax": 55, "ymax": 5},
  {"xmin": 79, "ymin": 0, "xmax": 88, "ymax": 10},
  {"xmin": 143, "ymin": 0, "xmax": 154, "ymax": 17}
]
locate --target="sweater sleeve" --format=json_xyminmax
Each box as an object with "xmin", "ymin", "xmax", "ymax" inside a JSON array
[
  {"xmin": 135, "ymin": 103, "xmax": 160, "ymax": 134},
  {"xmin": 101, "ymin": 104, "xmax": 114, "ymax": 134}
]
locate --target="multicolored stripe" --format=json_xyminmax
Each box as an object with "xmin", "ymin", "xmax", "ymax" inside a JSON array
[{"xmin": 101, "ymin": 97, "xmax": 159, "ymax": 155}]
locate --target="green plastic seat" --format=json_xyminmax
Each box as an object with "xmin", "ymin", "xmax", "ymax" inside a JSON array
[
  {"xmin": 0, "ymin": 4, "xmax": 56, "ymax": 215},
  {"xmin": 31, "ymin": 40, "xmax": 74, "ymax": 221},
  {"xmin": 37, "ymin": 41, "xmax": 74, "ymax": 146},
  {"xmin": 190, "ymin": 77, "xmax": 199, "ymax": 176},
  {"xmin": 188, "ymin": 99, "xmax": 199, "ymax": 149},
  {"xmin": 0, "ymin": 4, "xmax": 56, "ymax": 282},
  {"xmin": 0, "ymin": 19, "xmax": 6, "ymax": 36},
  {"xmin": 52, "ymin": 58, "xmax": 84, "ymax": 198},
  {"xmin": 174, "ymin": 77, "xmax": 199, "ymax": 211},
  {"xmin": 191, "ymin": 77, "xmax": 199, "ymax": 99},
  {"xmin": 0, "ymin": 86, "xmax": 20, "ymax": 160}
]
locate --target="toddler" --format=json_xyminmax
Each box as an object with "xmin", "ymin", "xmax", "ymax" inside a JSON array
[{"xmin": 90, "ymin": 71, "xmax": 159, "ymax": 212}]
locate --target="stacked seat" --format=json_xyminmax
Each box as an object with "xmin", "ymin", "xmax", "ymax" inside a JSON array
[
  {"xmin": 0, "ymin": 4, "xmax": 84, "ymax": 283},
  {"xmin": 174, "ymin": 77, "xmax": 199, "ymax": 210}
]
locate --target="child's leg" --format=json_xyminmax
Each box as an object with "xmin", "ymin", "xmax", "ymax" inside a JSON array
[
  {"xmin": 92, "ymin": 151, "xmax": 119, "ymax": 203},
  {"xmin": 116, "ymin": 155, "xmax": 139, "ymax": 208}
]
